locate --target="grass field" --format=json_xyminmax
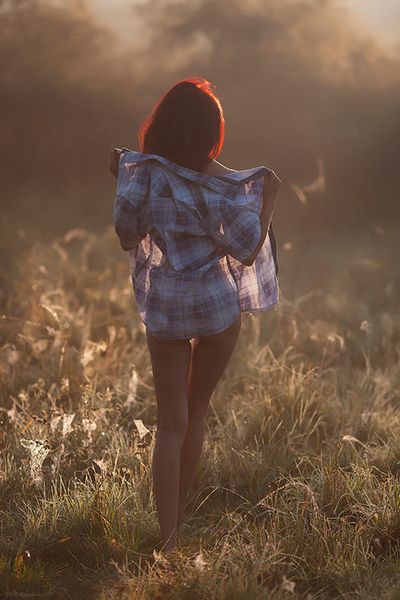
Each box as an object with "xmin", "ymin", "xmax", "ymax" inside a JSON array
[{"xmin": 1, "ymin": 222, "xmax": 399, "ymax": 599}]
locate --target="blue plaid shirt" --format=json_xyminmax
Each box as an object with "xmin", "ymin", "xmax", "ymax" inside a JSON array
[{"xmin": 114, "ymin": 150, "xmax": 279, "ymax": 339}]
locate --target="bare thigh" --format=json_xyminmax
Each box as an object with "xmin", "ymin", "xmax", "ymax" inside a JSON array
[
  {"xmin": 145, "ymin": 332, "xmax": 192, "ymax": 431},
  {"xmin": 187, "ymin": 314, "xmax": 242, "ymax": 419},
  {"xmin": 145, "ymin": 314, "xmax": 242, "ymax": 426}
]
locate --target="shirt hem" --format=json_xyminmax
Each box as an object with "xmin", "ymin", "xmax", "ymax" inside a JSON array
[
  {"xmin": 141, "ymin": 312, "xmax": 242, "ymax": 340},
  {"xmin": 138, "ymin": 294, "xmax": 279, "ymax": 340}
]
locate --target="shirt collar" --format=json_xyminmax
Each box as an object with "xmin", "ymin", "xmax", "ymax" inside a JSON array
[{"xmin": 120, "ymin": 149, "xmax": 270, "ymax": 198}]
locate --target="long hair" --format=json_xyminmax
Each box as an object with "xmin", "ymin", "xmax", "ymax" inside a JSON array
[{"xmin": 137, "ymin": 77, "xmax": 225, "ymax": 173}]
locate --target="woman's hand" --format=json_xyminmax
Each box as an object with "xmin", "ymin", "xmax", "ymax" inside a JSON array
[{"xmin": 109, "ymin": 148, "xmax": 123, "ymax": 178}]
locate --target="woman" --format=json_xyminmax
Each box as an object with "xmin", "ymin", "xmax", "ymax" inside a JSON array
[{"xmin": 109, "ymin": 77, "xmax": 282, "ymax": 552}]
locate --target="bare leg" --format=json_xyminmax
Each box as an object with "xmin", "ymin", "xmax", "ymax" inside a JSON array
[
  {"xmin": 177, "ymin": 315, "xmax": 242, "ymax": 535},
  {"xmin": 145, "ymin": 331, "xmax": 192, "ymax": 551}
]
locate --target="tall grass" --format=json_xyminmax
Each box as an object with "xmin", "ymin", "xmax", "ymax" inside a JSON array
[{"xmin": 0, "ymin": 224, "xmax": 399, "ymax": 599}]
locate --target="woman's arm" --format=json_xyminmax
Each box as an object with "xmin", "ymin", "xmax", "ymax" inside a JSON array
[{"xmin": 242, "ymin": 170, "xmax": 282, "ymax": 267}]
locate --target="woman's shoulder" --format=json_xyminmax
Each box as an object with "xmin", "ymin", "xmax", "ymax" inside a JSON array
[{"xmin": 202, "ymin": 159, "xmax": 237, "ymax": 177}]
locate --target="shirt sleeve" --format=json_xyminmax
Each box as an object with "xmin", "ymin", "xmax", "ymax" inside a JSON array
[
  {"xmin": 205, "ymin": 174, "xmax": 266, "ymax": 264},
  {"xmin": 113, "ymin": 160, "xmax": 150, "ymax": 251},
  {"xmin": 210, "ymin": 200, "xmax": 261, "ymax": 263}
]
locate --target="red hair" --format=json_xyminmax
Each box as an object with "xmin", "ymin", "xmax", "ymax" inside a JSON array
[{"xmin": 137, "ymin": 77, "xmax": 225, "ymax": 173}]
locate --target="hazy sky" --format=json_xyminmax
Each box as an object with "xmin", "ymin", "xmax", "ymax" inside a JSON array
[
  {"xmin": 341, "ymin": 0, "xmax": 400, "ymax": 44},
  {"xmin": 92, "ymin": 0, "xmax": 400, "ymax": 53}
]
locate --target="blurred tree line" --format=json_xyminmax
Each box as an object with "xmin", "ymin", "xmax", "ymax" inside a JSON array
[{"xmin": 0, "ymin": 0, "xmax": 399, "ymax": 238}]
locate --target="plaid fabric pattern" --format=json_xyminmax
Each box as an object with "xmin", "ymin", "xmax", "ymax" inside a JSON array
[{"xmin": 114, "ymin": 150, "xmax": 279, "ymax": 340}]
